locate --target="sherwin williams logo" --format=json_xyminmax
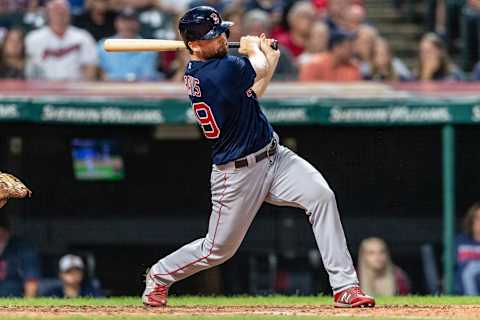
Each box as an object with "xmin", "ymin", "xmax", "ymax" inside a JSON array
[
  {"xmin": 0, "ymin": 104, "xmax": 20, "ymax": 119},
  {"xmin": 41, "ymin": 105, "xmax": 164, "ymax": 124},
  {"xmin": 261, "ymin": 107, "xmax": 307, "ymax": 123},
  {"xmin": 329, "ymin": 106, "xmax": 451, "ymax": 123}
]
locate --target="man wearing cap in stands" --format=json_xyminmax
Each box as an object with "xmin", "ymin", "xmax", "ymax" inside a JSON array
[{"xmin": 43, "ymin": 254, "xmax": 103, "ymax": 298}]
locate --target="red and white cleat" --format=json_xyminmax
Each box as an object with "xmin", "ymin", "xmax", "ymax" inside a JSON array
[
  {"xmin": 333, "ymin": 286, "xmax": 375, "ymax": 308},
  {"xmin": 142, "ymin": 270, "xmax": 169, "ymax": 307}
]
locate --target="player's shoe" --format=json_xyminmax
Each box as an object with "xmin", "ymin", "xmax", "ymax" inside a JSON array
[
  {"xmin": 333, "ymin": 286, "xmax": 375, "ymax": 308},
  {"xmin": 142, "ymin": 269, "xmax": 169, "ymax": 307}
]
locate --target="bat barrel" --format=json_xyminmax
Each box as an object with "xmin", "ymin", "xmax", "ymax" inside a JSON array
[
  {"xmin": 103, "ymin": 39, "xmax": 279, "ymax": 52},
  {"xmin": 104, "ymin": 39, "xmax": 186, "ymax": 52}
]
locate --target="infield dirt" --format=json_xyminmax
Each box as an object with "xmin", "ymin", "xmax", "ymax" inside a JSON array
[{"xmin": 0, "ymin": 304, "xmax": 479, "ymax": 319}]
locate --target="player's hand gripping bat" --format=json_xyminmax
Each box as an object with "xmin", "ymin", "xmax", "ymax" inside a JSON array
[{"xmin": 104, "ymin": 39, "xmax": 278, "ymax": 52}]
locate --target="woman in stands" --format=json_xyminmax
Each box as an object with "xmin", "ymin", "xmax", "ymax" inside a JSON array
[
  {"xmin": 416, "ymin": 33, "xmax": 464, "ymax": 81},
  {"xmin": 357, "ymin": 237, "xmax": 411, "ymax": 296},
  {"xmin": 0, "ymin": 28, "xmax": 26, "ymax": 79},
  {"xmin": 455, "ymin": 202, "xmax": 480, "ymax": 295},
  {"xmin": 367, "ymin": 37, "xmax": 411, "ymax": 81}
]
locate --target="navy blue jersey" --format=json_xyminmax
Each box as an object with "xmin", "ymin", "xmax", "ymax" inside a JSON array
[{"xmin": 184, "ymin": 55, "xmax": 273, "ymax": 165}]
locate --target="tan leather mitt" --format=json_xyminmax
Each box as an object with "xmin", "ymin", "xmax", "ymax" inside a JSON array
[{"xmin": 0, "ymin": 172, "xmax": 32, "ymax": 208}]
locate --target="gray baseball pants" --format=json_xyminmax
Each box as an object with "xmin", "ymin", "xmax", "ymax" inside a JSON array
[{"xmin": 150, "ymin": 135, "xmax": 359, "ymax": 292}]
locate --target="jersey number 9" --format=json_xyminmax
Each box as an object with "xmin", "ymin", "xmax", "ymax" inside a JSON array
[{"xmin": 193, "ymin": 102, "xmax": 220, "ymax": 139}]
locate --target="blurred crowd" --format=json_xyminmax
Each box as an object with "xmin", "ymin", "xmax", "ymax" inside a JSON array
[{"xmin": 1, "ymin": 0, "xmax": 480, "ymax": 82}]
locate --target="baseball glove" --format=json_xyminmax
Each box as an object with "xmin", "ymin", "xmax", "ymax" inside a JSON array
[{"xmin": 0, "ymin": 172, "xmax": 32, "ymax": 208}]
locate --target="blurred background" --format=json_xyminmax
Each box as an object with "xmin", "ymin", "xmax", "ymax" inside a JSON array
[{"xmin": 0, "ymin": 0, "xmax": 480, "ymax": 299}]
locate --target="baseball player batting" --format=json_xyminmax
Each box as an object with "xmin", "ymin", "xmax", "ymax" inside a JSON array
[{"xmin": 143, "ymin": 6, "xmax": 375, "ymax": 308}]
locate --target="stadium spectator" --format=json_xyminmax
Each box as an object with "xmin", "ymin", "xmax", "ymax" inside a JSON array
[
  {"xmin": 324, "ymin": 0, "xmax": 351, "ymax": 32},
  {"xmin": 299, "ymin": 29, "xmax": 360, "ymax": 81},
  {"xmin": 454, "ymin": 202, "xmax": 480, "ymax": 295},
  {"xmin": 358, "ymin": 237, "xmax": 411, "ymax": 296},
  {"xmin": 366, "ymin": 37, "xmax": 411, "ymax": 81},
  {"xmin": 243, "ymin": 0, "xmax": 284, "ymax": 28},
  {"xmin": 416, "ymin": 33, "xmax": 464, "ymax": 81},
  {"xmin": 223, "ymin": 9, "xmax": 244, "ymax": 42},
  {"xmin": 135, "ymin": 0, "xmax": 177, "ymax": 40},
  {"xmin": 276, "ymin": 1, "xmax": 315, "ymax": 58},
  {"xmin": 341, "ymin": 3, "xmax": 367, "ymax": 32},
  {"xmin": 0, "ymin": 214, "xmax": 41, "ymax": 298},
  {"xmin": 97, "ymin": 7, "xmax": 160, "ymax": 81},
  {"xmin": 25, "ymin": 0, "xmax": 98, "ymax": 80},
  {"xmin": 43, "ymin": 254, "xmax": 103, "ymax": 298},
  {"xmin": 241, "ymin": 9, "xmax": 297, "ymax": 80},
  {"xmin": 131, "ymin": 0, "xmax": 179, "ymax": 77},
  {"xmin": 241, "ymin": 9, "xmax": 270, "ymax": 37},
  {"xmin": 73, "ymin": 0, "xmax": 116, "ymax": 41},
  {"xmin": 353, "ymin": 24, "xmax": 378, "ymax": 80},
  {"xmin": 0, "ymin": 28, "xmax": 27, "ymax": 79},
  {"xmin": 298, "ymin": 21, "xmax": 329, "ymax": 66}
]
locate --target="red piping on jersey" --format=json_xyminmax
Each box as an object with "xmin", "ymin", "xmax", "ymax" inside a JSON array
[{"xmin": 153, "ymin": 173, "xmax": 228, "ymax": 277}]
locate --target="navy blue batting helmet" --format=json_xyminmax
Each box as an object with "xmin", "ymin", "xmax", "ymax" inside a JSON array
[{"xmin": 179, "ymin": 6, "xmax": 233, "ymax": 47}]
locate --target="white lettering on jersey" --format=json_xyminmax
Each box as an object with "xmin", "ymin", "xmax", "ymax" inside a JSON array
[{"xmin": 184, "ymin": 75, "xmax": 202, "ymax": 97}]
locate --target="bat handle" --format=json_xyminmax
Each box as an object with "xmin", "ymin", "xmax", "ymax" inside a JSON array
[{"xmin": 228, "ymin": 40, "xmax": 279, "ymax": 51}]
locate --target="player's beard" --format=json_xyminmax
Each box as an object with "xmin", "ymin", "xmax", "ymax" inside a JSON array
[
  {"xmin": 204, "ymin": 41, "xmax": 228, "ymax": 59},
  {"xmin": 211, "ymin": 45, "xmax": 228, "ymax": 59}
]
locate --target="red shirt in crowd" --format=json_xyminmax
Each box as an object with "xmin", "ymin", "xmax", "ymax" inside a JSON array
[
  {"xmin": 299, "ymin": 52, "xmax": 361, "ymax": 81},
  {"xmin": 276, "ymin": 33, "xmax": 305, "ymax": 57}
]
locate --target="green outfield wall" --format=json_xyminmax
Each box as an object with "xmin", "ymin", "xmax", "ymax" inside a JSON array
[{"xmin": 1, "ymin": 97, "xmax": 480, "ymax": 126}]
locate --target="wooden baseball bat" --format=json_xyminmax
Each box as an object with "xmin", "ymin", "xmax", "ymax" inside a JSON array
[{"xmin": 103, "ymin": 39, "xmax": 278, "ymax": 52}]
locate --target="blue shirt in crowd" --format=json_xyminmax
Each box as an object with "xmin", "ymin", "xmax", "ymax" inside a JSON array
[
  {"xmin": 97, "ymin": 38, "xmax": 160, "ymax": 81},
  {"xmin": 0, "ymin": 237, "xmax": 40, "ymax": 297}
]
